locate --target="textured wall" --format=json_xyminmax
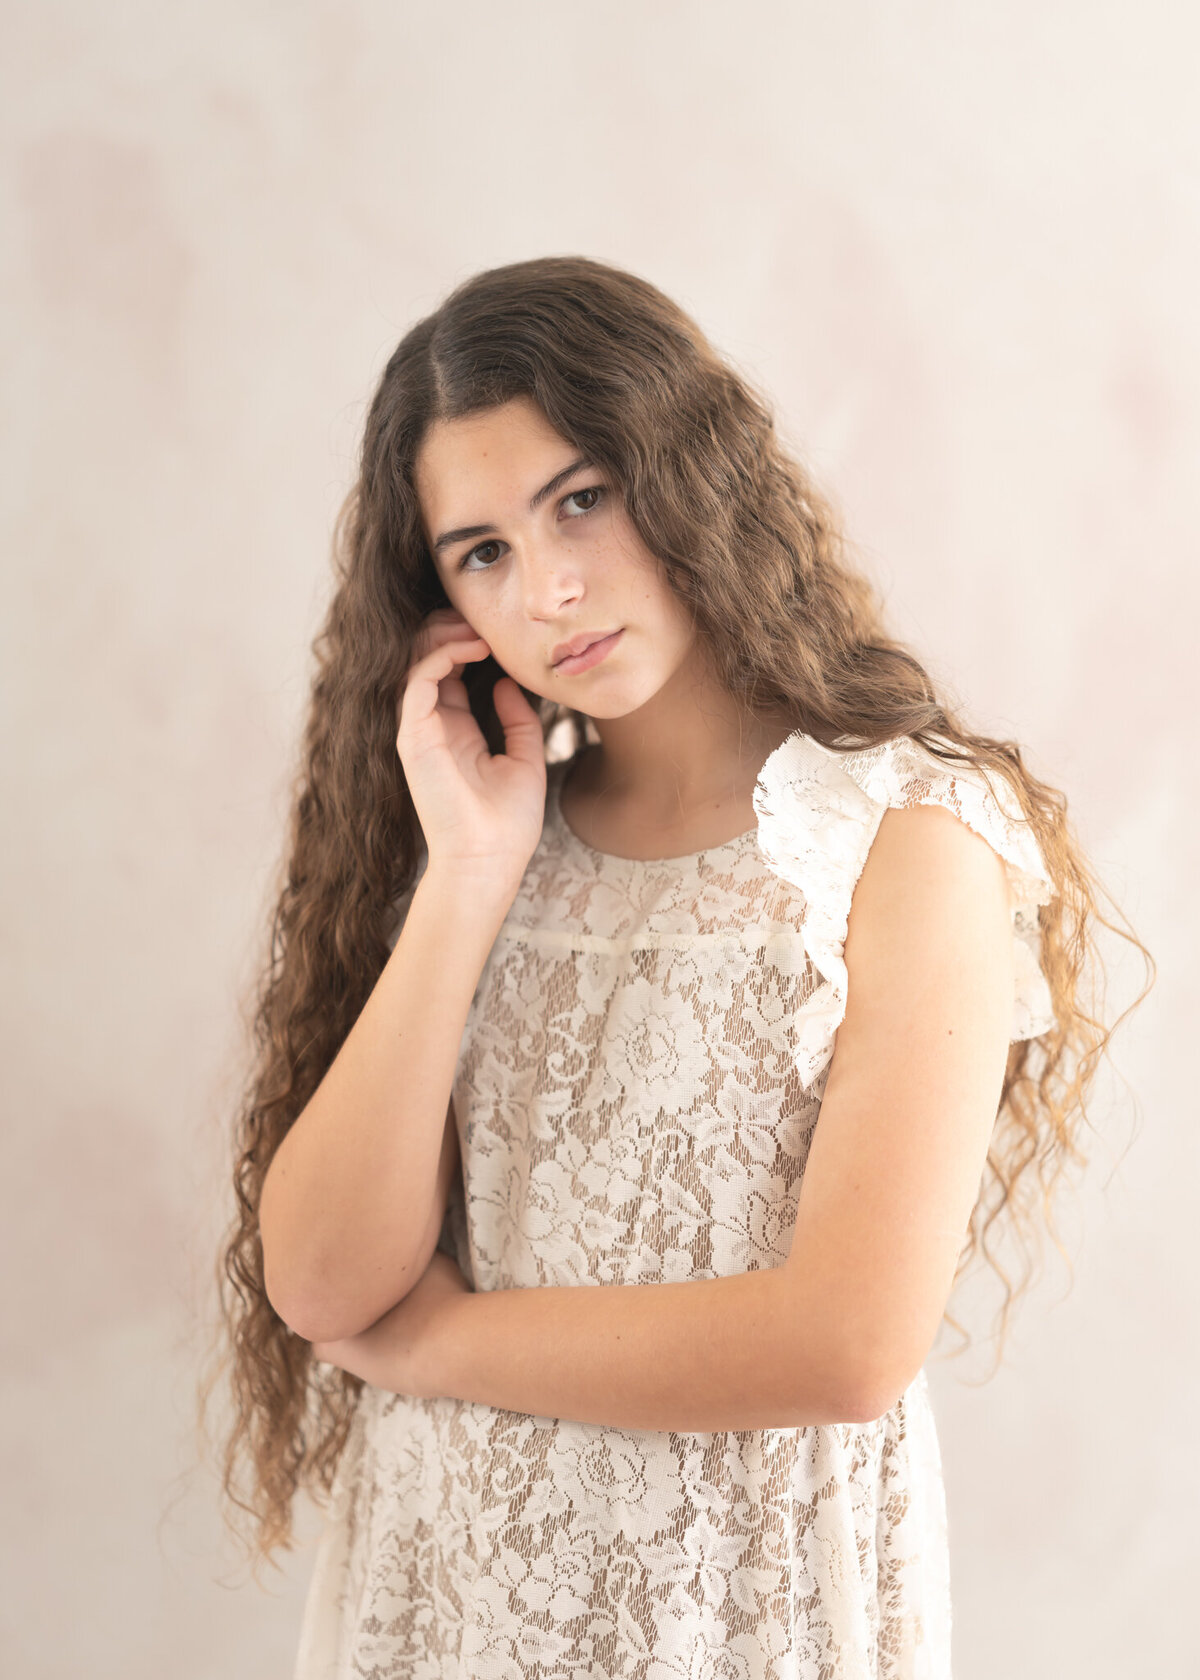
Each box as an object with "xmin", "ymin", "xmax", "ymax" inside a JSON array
[{"xmin": 2, "ymin": 2, "xmax": 1194, "ymax": 1673}]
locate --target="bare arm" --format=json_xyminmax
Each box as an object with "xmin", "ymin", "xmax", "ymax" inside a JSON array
[
  {"xmin": 260, "ymin": 600, "xmax": 546, "ymax": 1345},
  {"xmin": 429, "ymin": 1266, "xmax": 861, "ymax": 1427},
  {"xmin": 260, "ymin": 863, "xmax": 507, "ymax": 1344}
]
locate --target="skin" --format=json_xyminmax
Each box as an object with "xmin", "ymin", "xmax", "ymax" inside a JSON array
[{"xmin": 412, "ymin": 394, "xmax": 797, "ymax": 857}]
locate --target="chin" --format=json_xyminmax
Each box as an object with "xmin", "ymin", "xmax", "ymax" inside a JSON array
[{"xmin": 582, "ymin": 684, "xmax": 667, "ymax": 720}]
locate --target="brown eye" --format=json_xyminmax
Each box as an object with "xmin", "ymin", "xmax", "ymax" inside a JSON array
[
  {"xmin": 562, "ymin": 486, "xmax": 604, "ymax": 516},
  {"xmin": 459, "ymin": 540, "xmax": 504, "ymax": 574}
]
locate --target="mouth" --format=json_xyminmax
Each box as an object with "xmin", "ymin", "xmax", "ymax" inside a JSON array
[{"xmin": 551, "ymin": 628, "xmax": 624, "ymax": 675}]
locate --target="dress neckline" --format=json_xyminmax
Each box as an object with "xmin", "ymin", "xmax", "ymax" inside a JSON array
[{"xmin": 548, "ymin": 753, "xmax": 762, "ymax": 867}]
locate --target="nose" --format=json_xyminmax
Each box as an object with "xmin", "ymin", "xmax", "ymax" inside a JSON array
[{"xmin": 516, "ymin": 535, "xmax": 585, "ymax": 619}]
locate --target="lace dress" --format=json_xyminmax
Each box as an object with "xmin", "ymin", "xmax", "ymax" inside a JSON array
[{"xmin": 294, "ymin": 728, "xmax": 1057, "ymax": 1680}]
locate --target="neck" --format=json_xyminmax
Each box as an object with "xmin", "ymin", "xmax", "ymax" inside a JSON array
[{"xmin": 579, "ymin": 659, "xmax": 796, "ymax": 819}]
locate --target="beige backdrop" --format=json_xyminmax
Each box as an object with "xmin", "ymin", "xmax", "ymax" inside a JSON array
[{"xmin": 3, "ymin": 2, "xmax": 1195, "ymax": 1674}]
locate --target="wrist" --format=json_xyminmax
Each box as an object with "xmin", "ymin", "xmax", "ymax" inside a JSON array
[
  {"xmin": 422, "ymin": 1286, "xmax": 478, "ymax": 1401},
  {"xmin": 418, "ymin": 860, "xmax": 524, "ymax": 917}
]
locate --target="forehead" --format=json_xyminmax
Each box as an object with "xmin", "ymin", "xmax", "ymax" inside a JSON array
[{"xmin": 414, "ymin": 396, "xmax": 573, "ymax": 518}]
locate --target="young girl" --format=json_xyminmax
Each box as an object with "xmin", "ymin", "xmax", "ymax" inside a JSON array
[{"xmin": 207, "ymin": 256, "xmax": 1147, "ymax": 1678}]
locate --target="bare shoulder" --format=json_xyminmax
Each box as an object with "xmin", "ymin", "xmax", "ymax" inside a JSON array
[
  {"xmin": 848, "ymin": 802, "xmax": 1012, "ymax": 939},
  {"xmin": 837, "ymin": 800, "xmax": 1014, "ymax": 1073}
]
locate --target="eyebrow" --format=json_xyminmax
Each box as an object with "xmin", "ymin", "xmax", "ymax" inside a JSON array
[{"xmin": 431, "ymin": 456, "xmax": 593, "ymax": 555}]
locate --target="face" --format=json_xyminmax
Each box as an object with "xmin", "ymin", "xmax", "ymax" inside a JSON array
[{"xmin": 414, "ymin": 395, "xmax": 699, "ymax": 714}]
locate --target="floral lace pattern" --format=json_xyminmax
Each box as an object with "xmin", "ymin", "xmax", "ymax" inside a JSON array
[{"xmin": 295, "ymin": 730, "xmax": 1056, "ymax": 1679}]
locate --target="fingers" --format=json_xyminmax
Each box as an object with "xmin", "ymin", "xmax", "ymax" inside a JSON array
[
  {"xmin": 397, "ymin": 630, "xmax": 493, "ymax": 732},
  {"xmin": 395, "ymin": 611, "xmax": 489, "ymax": 720},
  {"xmin": 417, "ymin": 607, "xmax": 478, "ymax": 647},
  {"xmin": 491, "ymin": 674, "xmax": 547, "ymax": 768},
  {"xmin": 412, "ymin": 612, "xmax": 486, "ymax": 667}
]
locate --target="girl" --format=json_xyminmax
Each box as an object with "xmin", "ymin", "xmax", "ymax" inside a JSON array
[{"xmin": 206, "ymin": 256, "xmax": 1148, "ymax": 1678}]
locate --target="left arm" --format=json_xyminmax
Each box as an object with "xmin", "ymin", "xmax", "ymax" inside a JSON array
[
  {"xmin": 315, "ymin": 804, "xmax": 1015, "ymax": 1429},
  {"xmin": 314, "ymin": 1254, "xmax": 867, "ymax": 1428}
]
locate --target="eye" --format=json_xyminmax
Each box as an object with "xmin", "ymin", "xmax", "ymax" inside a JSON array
[
  {"xmin": 561, "ymin": 485, "xmax": 605, "ymax": 517},
  {"xmin": 457, "ymin": 539, "xmax": 505, "ymax": 574}
]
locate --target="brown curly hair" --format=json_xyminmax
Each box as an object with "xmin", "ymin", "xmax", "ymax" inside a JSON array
[{"xmin": 196, "ymin": 254, "xmax": 1153, "ymax": 1580}]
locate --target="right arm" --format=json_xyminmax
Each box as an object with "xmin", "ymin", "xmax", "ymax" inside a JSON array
[
  {"xmin": 259, "ymin": 604, "xmax": 548, "ymax": 1345},
  {"xmin": 259, "ymin": 862, "xmax": 513, "ymax": 1344}
]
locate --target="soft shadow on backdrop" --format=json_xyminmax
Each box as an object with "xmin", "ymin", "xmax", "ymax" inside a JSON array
[{"xmin": 2, "ymin": 2, "xmax": 1194, "ymax": 1675}]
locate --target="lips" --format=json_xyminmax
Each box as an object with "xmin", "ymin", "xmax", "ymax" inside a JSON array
[{"xmin": 550, "ymin": 629, "xmax": 620, "ymax": 667}]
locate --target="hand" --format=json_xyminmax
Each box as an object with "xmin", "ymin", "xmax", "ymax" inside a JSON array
[
  {"xmin": 397, "ymin": 607, "xmax": 547, "ymax": 881},
  {"xmin": 310, "ymin": 1250, "xmax": 473, "ymax": 1397}
]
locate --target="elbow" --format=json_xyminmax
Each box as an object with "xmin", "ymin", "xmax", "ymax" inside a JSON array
[
  {"xmin": 770, "ymin": 1340, "xmax": 902, "ymax": 1428},
  {"xmin": 258, "ymin": 1222, "xmax": 330, "ymax": 1342},
  {"xmin": 267, "ymin": 1287, "xmax": 407, "ymax": 1346},
  {"xmin": 841, "ymin": 1352, "xmax": 923, "ymax": 1424},
  {"xmin": 257, "ymin": 1178, "xmax": 319, "ymax": 1339},
  {"xmin": 259, "ymin": 1155, "xmax": 452, "ymax": 1344},
  {"xmin": 821, "ymin": 1379, "xmax": 895, "ymax": 1427},
  {"xmin": 261, "ymin": 1256, "xmax": 330, "ymax": 1345},
  {"xmin": 844, "ymin": 1380, "xmax": 907, "ymax": 1425},
  {"xmin": 259, "ymin": 1201, "xmax": 426, "ymax": 1345},
  {"xmin": 816, "ymin": 1369, "xmax": 906, "ymax": 1426},
  {"xmin": 769, "ymin": 1267, "xmax": 922, "ymax": 1425},
  {"xmin": 815, "ymin": 1337, "xmax": 919, "ymax": 1427},
  {"xmin": 263, "ymin": 1291, "xmax": 322, "ymax": 1347},
  {"xmin": 261, "ymin": 1235, "xmax": 431, "ymax": 1344},
  {"xmin": 263, "ymin": 1265, "xmax": 419, "ymax": 1345}
]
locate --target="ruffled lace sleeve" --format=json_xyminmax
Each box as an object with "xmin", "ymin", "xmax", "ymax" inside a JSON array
[{"xmin": 752, "ymin": 730, "xmax": 1058, "ymax": 1091}]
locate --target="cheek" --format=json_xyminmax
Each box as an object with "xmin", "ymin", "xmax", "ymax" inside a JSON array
[
  {"xmin": 604, "ymin": 523, "xmax": 678, "ymax": 611},
  {"xmin": 629, "ymin": 566, "xmax": 691, "ymax": 641},
  {"xmin": 460, "ymin": 602, "xmax": 529, "ymax": 673},
  {"xmin": 436, "ymin": 575, "xmax": 489, "ymax": 635}
]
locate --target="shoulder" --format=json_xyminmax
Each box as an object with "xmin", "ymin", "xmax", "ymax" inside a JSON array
[
  {"xmin": 840, "ymin": 800, "xmax": 1015, "ymax": 1028},
  {"xmin": 751, "ymin": 729, "xmax": 1059, "ymax": 1089},
  {"xmin": 752, "ymin": 728, "xmax": 1053, "ymax": 913},
  {"xmin": 853, "ymin": 793, "xmax": 1015, "ymax": 908}
]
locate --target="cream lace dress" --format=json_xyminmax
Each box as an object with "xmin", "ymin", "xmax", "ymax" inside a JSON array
[{"xmin": 293, "ymin": 727, "xmax": 1057, "ymax": 1680}]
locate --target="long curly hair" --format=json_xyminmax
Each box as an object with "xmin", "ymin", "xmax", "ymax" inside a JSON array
[{"xmin": 198, "ymin": 254, "xmax": 1153, "ymax": 1579}]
